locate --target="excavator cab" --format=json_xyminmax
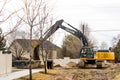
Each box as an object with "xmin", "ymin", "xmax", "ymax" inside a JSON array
[{"xmin": 80, "ymin": 47, "xmax": 94, "ymax": 58}]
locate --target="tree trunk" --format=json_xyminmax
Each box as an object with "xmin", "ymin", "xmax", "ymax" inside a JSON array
[
  {"xmin": 29, "ymin": 26, "xmax": 33, "ymax": 80},
  {"xmin": 44, "ymin": 60, "xmax": 47, "ymax": 74}
]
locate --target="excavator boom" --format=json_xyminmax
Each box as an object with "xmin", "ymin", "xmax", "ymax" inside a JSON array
[{"xmin": 41, "ymin": 19, "xmax": 88, "ymax": 47}]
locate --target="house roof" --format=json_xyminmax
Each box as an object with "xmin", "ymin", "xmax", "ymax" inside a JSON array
[
  {"xmin": 10, "ymin": 39, "xmax": 60, "ymax": 51},
  {"xmin": 40, "ymin": 40, "xmax": 60, "ymax": 49}
]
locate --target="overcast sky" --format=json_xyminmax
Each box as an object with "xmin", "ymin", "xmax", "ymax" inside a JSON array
[
  {"xmin": 1, "ymin": 0, "xmax": 120, "ymax": 48},
  {"xmin": 51, "ymin": 0, "xmax": 120, "ymax": 48}
]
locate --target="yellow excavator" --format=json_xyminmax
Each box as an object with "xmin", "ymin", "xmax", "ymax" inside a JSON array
[
  {"xmin": 80, "ymin": 48, "xmax": 115, "ymax": 68},
  {"xmin": 38, "ymin": 19, "xmax": 115, "ymax": 68}
]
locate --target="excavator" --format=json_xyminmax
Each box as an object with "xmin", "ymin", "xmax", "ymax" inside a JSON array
[{"xmin": 38, "ymin": 19, "xmax": 115, "ymax": 68}]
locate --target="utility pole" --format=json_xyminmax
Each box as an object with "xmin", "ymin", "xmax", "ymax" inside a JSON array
[
  {"xmin": 65, "ymin": 33, "xmax": 67, "ymax": 56},
  {"xmin": 82, "ymin": 24, "xmax": 85, "ymax": 35}
]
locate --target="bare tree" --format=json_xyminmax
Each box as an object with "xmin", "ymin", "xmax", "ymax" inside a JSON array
[
  {"xmin": 4, "ymin": 17, "xmax": 23, "ymax": 37},
  {"xmin": 8, "ymin": 30, "xmax": 28, "ymax": 60},
  {"xmin": 112, "ymin": 34, "xmax": 120, "ymax": 47},
  {"xmin": 19, "ymin": 0, "xmax": 53, "ymax": 78},
  {"xmin": 9, "ymin": 41, "xmax": 25, "ymax": 60},
  {"xmin": 40, "ymin": 18, "xmax": 54, "ymax": 74},
  {"xmin": 30, "ymin": 1, "xmax": 53, "ymax": 74},
  {"xmin": 0, "ymin": 0, "xmax": 17, "ymax": 25},
  {"xmin": 21, "ymin": 0, "xmax": 42, "ymax": 79},
  {"xmin": 0, "ymin": 0, "xmax": 23, "ymax": 48},
  {"xmin": 0, "ymin": 0, "xmax": 9, "ymax": 24},
  {"xmin": 100, "ymin": 41, "xmax": 108, "ymax": 50}
]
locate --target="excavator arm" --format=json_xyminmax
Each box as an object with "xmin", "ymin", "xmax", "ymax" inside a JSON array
[
  {"xmin": 41, "ymin": 20, "xmax": 63, "ymax": 42},
  {"xmin": 60, "ymin": 24, "xmax": 88, "ymax": 46},
  {"xmin": 41, "ymin": 19, "xmax": 88, "ymax": 47}
]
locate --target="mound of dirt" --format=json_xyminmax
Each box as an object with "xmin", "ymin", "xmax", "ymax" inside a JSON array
[
  {"xmin": 54, "ymin": 64, "xmax": 61, "ymax": 67},
  {"xmin": 67, "ymin": 62, "xmax": 77, "ymax": 67}
]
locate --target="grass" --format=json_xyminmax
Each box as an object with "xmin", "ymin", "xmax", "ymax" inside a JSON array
[{"xmin": 16, "ymin": 70, "xmax": 59, "ymax": 80}]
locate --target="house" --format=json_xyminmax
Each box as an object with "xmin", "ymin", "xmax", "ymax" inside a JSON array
[{"xmin": 9, "ymin": 39, "xmax": 61, "ymax": 61}]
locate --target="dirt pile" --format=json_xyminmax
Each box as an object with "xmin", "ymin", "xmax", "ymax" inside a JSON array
[
  {"xmin": 53, "ymin": 61, "xmax": 78, "ymax": 68},
  {"xmin": 67, "ymin": 62, "xmax": 77, "ymax": 67},
  {"xmin": 54, "ymin": 64, "xmax": 61, "ymax": 67}
]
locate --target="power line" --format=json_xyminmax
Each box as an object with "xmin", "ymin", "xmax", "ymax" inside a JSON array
[
  {"xmin": 54, "ymin": 29, "xmax": 120, "ymax": 33},
  {"xmin": 47, "ymin": 29, "xmax": 120, "ymax": 36},
  {"xmin": 90, "ymin": 29, "xmax": 120, "ymax": 32}
]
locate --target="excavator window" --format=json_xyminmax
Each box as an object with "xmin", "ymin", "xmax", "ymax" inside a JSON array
[{"xmin": 80, "ymin": 48, "xmax": 94, "ymax": 58}]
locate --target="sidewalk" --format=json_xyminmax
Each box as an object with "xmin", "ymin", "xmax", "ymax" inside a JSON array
[{"xmin": 0, "ymin": 69, "xmax": 43, "ymax": 80}]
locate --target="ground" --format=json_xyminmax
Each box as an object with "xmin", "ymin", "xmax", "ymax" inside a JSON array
[{"xmin": 17, "ymin": 63, "xmax": 120, "ymax": 80}]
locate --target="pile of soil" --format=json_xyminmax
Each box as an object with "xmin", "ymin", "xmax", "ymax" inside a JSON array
[{"xmin": 67, "ymin": 62, "xmax": 77, "ymax": 67}]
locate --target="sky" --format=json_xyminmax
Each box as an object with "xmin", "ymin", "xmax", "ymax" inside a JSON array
[
  {"xmin": 1, "ymin": 0, "xmax": 120, "ymax": 48},
  {"xmin": 51, "ymin": 0, "xmax": 120, "ymax": 48}
]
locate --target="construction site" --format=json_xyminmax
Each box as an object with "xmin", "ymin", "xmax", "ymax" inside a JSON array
[
  {"xmin": 0, "ymin": 19, "xmax": 120, "ymax": 80},
  {"xmin": 0, "ymin": 0, "xmax": 120, "ymax": 80}
]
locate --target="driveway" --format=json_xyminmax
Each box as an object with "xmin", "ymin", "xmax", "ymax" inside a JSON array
[{"xmin": 0, "ymin": 69, "xmax": 43, "ymax": 80}]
